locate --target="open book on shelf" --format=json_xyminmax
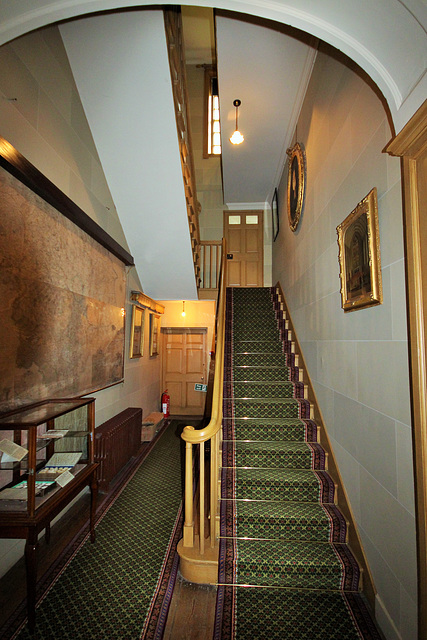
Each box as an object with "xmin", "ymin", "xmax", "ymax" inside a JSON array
[{"xmin": 39, "ymin": 430, "xmax": 69, "ymax": 439}]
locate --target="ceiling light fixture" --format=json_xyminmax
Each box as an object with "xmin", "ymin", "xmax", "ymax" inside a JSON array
[
  {"xmin": 181, "ymin": 301, "xmax": 186, "ymax": 317},
  {"xmin": 230, "ymin": 99, "xmax": 244, "ymax": 145}
]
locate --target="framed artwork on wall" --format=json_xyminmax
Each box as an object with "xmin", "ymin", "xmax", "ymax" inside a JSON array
[
  {"xmin": 336, "ymin": 187, "xmax": 383, "ymax": 312},
  {"xmin": 129, "ymin": 305, "xmax": 145, "ymax": 358},
  {"xmin": 286, "ymin": 142, "xmax": 306, "ymax": 232},
  {"xmin": 272, "ymin": 188, "xmax": 279, "ymax": 241},
  {"xmin": 149, "ymin": 314, "xmax": 161, "ymax": 356}
]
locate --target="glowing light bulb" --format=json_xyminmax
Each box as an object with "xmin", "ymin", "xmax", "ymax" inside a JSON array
[
  {"xmin": 230, "ymin": 130, "xmax": 244, "ymax": 145},
  {"xmin": 181, "ymin": 301, "xmax": 186, "ymax": 317}
]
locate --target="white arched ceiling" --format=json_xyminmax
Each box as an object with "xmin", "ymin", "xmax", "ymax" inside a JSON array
[{"xmin": 0, "ymin": 0, "xmax": 425, "ymax": 132}]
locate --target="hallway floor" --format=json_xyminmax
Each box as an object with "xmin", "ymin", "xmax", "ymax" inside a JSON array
[
  {"xmin": 0, "ymin": 491, "xmax": 217, "ymax": 639},
  {"xmin": 0, "ymin": 421, "xmax": 216, "ymax": 640}
]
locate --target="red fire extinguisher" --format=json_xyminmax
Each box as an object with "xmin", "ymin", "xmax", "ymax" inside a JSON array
[{"xmin": 161, "ymin": 390, "xmax": 170, "ymax": 418}]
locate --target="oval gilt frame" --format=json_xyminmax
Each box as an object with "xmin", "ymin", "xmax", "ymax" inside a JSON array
[{"xmin": 287, "ymin": 142, "xmax": 306, "ymax": 232}]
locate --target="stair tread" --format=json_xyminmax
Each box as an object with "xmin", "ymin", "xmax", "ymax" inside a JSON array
[
  {"xmin": 231, "ymin": 381, "xmax": 299, "ymax": 399},
  {"xmin": 221, "ymin": 500, "xmax": 347, "ymax": 543},
  {"xmin": 215, "ymin": 586, "xmax": 380, "ymax": 640},
  {"xmin": 223, "ymin": 419, "xmax": 317, "ymax": 442},
  {"xmin": 221, "ymin": 467, "xmax": 336, "ymax": 503},
  {"xmin": 219, "ymin": 538, "xmax": 360, "ymax": 591}
]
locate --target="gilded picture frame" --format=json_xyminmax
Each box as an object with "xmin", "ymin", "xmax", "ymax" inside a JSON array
[
  {"xmin": 149, "ymin": 314, "xmax": 161, "ymax": 357},
  {"xmin": 129, "ymin": 305, "xmax": 145, "ymax": 358},
  {"xmin": 336, "ymin": 187, "xmax": 383, "ymax": 312},
  {"xmin": 287, "ymin": 142, "xmax": 306, "ymax": 232},
  {"xmin": 272, "ymin": 188, "xmax": 279, "ymax": 241}
]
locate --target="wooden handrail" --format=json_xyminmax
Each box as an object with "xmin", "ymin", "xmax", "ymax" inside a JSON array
[{"xmin": 181, "ymin": 238, "xmax": 226, "ymax": 553}]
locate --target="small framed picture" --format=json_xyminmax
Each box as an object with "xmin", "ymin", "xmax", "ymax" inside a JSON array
[
  {"xmin": 129, "ymin": 305, "xmax": 145, "ymax": 358},
  {"xmin": 336, "ymin": 187, "xmax": 383, "ymax": 312},
  {"xmin": 272, "ymin": 188, "xmax": 279, "ymax": 241},
  {"xmin": 287, "ymin": 142, "xmax": 306, "ymax": 232},
  {"xmin": 149, "ymin": 314, "xmax": 161, "ymax": 356}
]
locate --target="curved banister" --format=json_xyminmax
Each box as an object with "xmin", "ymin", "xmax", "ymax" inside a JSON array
[
  {"xmin": 179, "ymin": 238, "xmax": 226, "ymax": 564},
  {"xmin": 182, "ymin": 238, "xmax": 226, "ymax": 444}
]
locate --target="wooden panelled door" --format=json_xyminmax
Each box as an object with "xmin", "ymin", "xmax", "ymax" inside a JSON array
[
  {"xmin": 161, "ymin": 328, "xmax": 207, "ymax": 415},
  {"xmin": 224, "ymin": 210, "xmax": 264, "ymax": 287}
]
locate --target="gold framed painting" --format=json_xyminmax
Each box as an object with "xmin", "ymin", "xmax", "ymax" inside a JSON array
[
  {"xmin": 149, "ymin": 314, "xmax": 161, "ymax": 357},
  {"xmin": 129, "ymin": 305, "xmax": 145, "ymax": 358},
  {"xmin": 336, "ymin": 187, "xmax": 383, "ymax": 312},
  {"xmin": 287, "ymin": 142, "xmax": 306, "ymax": 232}
]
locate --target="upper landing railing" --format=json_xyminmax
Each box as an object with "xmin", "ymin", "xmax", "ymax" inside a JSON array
[{"xmin": 164, "ymin": 8, "xmax": 201, "ymax": 289}]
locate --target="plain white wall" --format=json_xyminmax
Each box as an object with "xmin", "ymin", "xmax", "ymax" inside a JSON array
[{"xmin": 273, "ymin": 47, "xmax": 416, "ymax": 640}]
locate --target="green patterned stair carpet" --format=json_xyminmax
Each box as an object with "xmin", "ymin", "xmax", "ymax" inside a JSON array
[
  {"xmin": 214, "ymin": 287, "xmax": 382, "ymax": 640},
  {"xmin": 3, "ymin": 420, "xmax": 191, "ymax": 640}
]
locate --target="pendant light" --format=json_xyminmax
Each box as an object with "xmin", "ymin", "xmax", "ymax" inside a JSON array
[
  {"xmin": 230, "ymin": 99, "xmax": 244, "ymax": 145},
  {"xmin": 181, "ymin": 301, "xmax": 186, "ymax": 317}
]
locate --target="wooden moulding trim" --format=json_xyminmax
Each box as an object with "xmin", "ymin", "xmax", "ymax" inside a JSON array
[
  {"xmin": 386, "ymin": 100, "xmax": 427, "ymax": 159},
  {"xmin": 275, "ymin": 281, "xmax": 377, "ymax": 609},
  {"xmin": 0, "ymin": 135, "xmax": 134, "ymax": 267},
  {"xmin": 130, "ymin": 291, "xmax": 165, "ymax": 314},
  {"xmin": 161, "ymin": 327, "xmax": 207, "ymax": 334},
  {"xmin": 385, "ymin": 100, "xmax": 427, "ymax": 640}
]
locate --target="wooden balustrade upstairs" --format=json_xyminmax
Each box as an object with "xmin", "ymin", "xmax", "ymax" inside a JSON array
[
  {"xmin": 199, "ymin": 241, "xmax": 223, "ymax": 299},
  {"xmin": 164, "ymin": 8, "xmax": 201, "ymax": 288},
  {"xmin": 177, "ymin": 239, "xmax": 226, "ymax": 583}
]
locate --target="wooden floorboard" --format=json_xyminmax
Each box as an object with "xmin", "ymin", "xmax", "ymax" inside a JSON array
[{"xmin": 163, "ymin": 574, "xmax": 217, "ymax": 640}]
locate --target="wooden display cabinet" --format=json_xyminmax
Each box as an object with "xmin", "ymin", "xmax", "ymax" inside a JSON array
[{"xmin": 0, "ymin": 398, "xmax": 98, "ymax": 633}]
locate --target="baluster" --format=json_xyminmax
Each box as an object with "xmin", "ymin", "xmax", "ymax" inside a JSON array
[
  {"xmin": 183, "ymin": 440, "xmax": 194, "ymax": 547},
  {"xmin": 200, "ymin": 441, "xmax": 205, "ymax": 554},
  {"xmin": 203, "ymin": 245, "xmax": 207, "ymax": 289}
]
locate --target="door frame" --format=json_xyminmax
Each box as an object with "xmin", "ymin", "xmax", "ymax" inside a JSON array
[
  {"xmin": 161, "ymin": 326, "xmax": 208, "ymax": 416},
  {"xmin": 386, "ymin": 99, "xmax": 427, "ymax": 640},
  {"xmin": 223, "ymin": 209, "xmax": 264, "ymax": 287}
]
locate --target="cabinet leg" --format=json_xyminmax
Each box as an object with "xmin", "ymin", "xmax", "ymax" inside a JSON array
[
  {"xmin": 25, "ymin": 533, "xmax": 39, "ymax": 634},
  {"xmin": 90, "ymin": 476, "xmax": 98, "ymax": 543}
]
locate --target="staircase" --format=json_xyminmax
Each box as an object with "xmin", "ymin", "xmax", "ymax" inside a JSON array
[{"xmin": 214, "ymin": 287, "xmax": 382, "ymax": 639}]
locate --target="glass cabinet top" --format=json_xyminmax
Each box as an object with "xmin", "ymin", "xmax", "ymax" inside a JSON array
[{"xmin": 0, "ymin": 398, "xmax": 94, "ymax": 428}]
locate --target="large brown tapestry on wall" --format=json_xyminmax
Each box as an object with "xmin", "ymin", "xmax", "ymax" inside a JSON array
[{"xmin": 0, "ymin": 167, "xmax": 126, "ymax": 413}]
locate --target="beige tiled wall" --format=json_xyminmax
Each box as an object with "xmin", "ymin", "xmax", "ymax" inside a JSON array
[{"xmin": 273, "ymin": 49, "xmax": 416, "ymax": 640}]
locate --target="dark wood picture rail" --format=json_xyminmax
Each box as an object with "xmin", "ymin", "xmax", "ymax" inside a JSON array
[{"xmin": 0, "ymin": 135, "xmax": 134, "ymax": 267}]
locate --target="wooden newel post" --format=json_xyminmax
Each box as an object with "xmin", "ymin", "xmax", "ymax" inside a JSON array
[{"xmin": 183, "ymin": 440, "xmax": 194, "ymax": 547}]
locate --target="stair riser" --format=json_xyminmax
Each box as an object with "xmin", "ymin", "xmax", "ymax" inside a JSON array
[
  {"xmin": 231, "ymin": 367, "xmax": 291, "ymax": 382},
  {"xmin": 231, "ymin": 382, "xmax": 301, "ymax": 399},
  {"xmin": 235, "ymin": 565, "xmax": 350, "ymax": 591},
  {"xmin": 235, "ymin": 521, "xmax": 342, "ymax": 542},
  {"xmin": 233, "ymin": 402, "xmax": 303, "ymax": 420},
  {"xmin": 233, "ymin": 452, "xmax": 322, "ymax": 470},
  {"xmin": 228, "ymin": 423, "xmax": 316, "ymax": 442}
]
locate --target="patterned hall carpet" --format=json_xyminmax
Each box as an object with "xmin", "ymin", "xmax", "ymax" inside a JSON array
[
  {"xmin": 214, "ymin": 287, "xmax": 383, "ymax": 640},
  {"xmin": 3, "ymin": 419, "xmax": 192, "ymax": 640}
]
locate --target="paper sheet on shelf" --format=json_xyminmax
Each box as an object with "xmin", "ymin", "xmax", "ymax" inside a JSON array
[
  {"xmin": 55, "ymin": 470, "xmax": 75, "ymax": 487},
  {"xmin": 0, "ymin": 439, "xmax": 28, "ymax": 462}
]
